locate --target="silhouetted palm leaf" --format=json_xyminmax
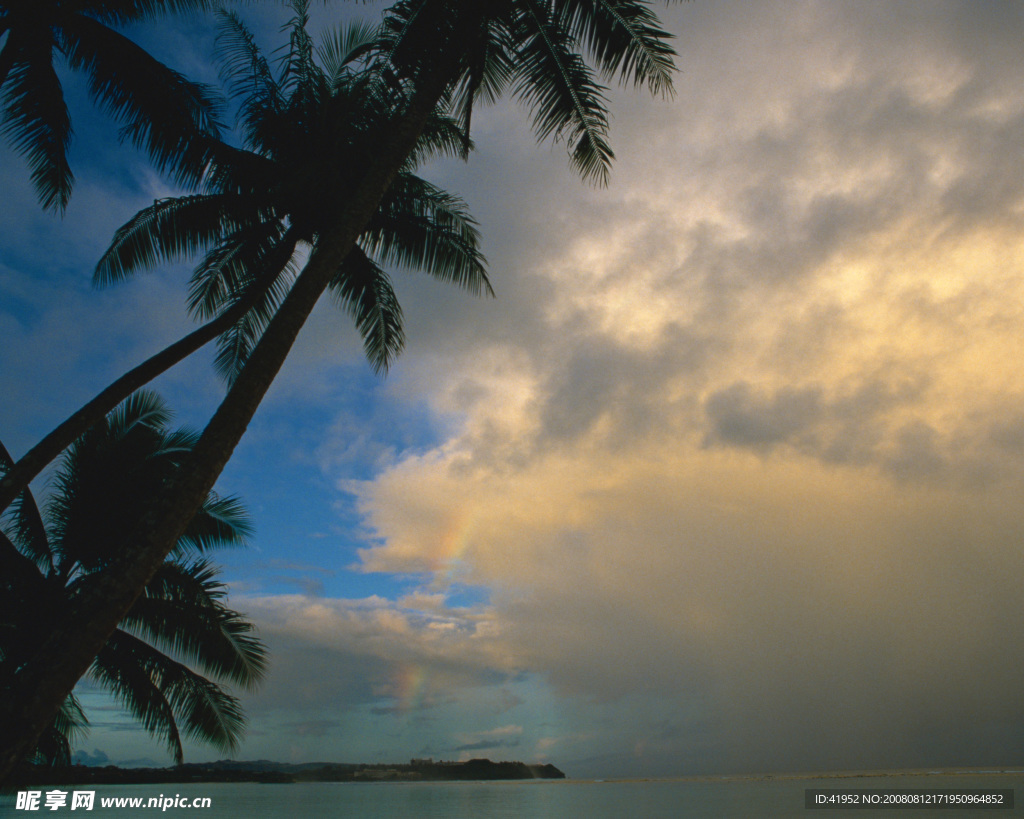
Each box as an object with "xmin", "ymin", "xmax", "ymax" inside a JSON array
[
  {"xmin": 375, "ymin": 0, "xmax": 679, "ymax": 184},
  {"xmin": 27, "ymin": 696, "xmax": 87, "ymax": 767},
  {"xmin": 0, "ymin": 393, "xmax": 265, "ymax": 765},
  {"xmin": 0, "ymin": 0, "xmax": 222, "ymax": 211},
  {"xmin": 97, "ymin": 2, "xmax": 490, "ymax": 378}
]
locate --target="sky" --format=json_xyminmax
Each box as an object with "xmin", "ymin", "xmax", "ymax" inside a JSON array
[{"xmin": 3, "ymin": 0, "xmax": 1024, "ymax": 779}]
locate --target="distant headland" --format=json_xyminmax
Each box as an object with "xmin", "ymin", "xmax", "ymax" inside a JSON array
[{"xmin": 11, "ymin": 758, "xmax": 566, "ymax": 787}]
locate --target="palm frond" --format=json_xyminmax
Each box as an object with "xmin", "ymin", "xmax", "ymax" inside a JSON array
[
  {"xmin": 0, "ymin": 31, "xmax": 73, "ymax": 211},
  {"xmin": 125, "ymin": 558, "xmax": 267, "ymax": 688},
  {"xmin": 279, "ymin": 0, "xmax": 325, "ymax": 108},
  {"xmin": 211, "ymin": 269, "xmax": 292, "ymax": 385},
  {"xmin": 318, "ymin": 20, "xmax": 379, "ymax": 90},
  {"xmin": 329, "ymin": 246, "xmax": 406, "ymax": 374},
  {"xmin": 215, "ymin": 8, "xmax": 283, "ymax": 146},
  {"xmin": 95, "ymin": 193, "xmax": 264, "ymax": 286},
  {"xmin": 176, "ymin": 493, "xmax": 253, "ymax": 554},
  {"xmin": 512, "ymin": 0, "xmax": 614, "ymax": 185},
  {"xmin": 187, "ymin": 219, "xmax": 292, "ymax": 320},
  {"xmin": 364, "ymin": 174, "xmax": 492, "ymax": 296},
  {"xmin": 83, "ymin": 0, "xmax": 216, "ymax": 27},
  {"xmin": 402, "ymin": 108, "xmax": 472, "ymax": 167},
  {"xmin": 108, "ymin": 390, "xmax": 175, "ymax": 438},
  {"xmin": 163, "ymin": 665, "xmax": 246, "ymax": 755},
  {"xmin": 58, "ymin": 15, "xmax": 223, "ymax": 190},
  {"xmin": 156, "ymin": 427, "xmax": 202, "ymax": 459},
  {"xmin": 90, "ymin": 632, "xmax": 185, "ymax": 764},
  {"xmin": 446, "ymin": 15, "xmax": 515, "ymax": 153},
  {"xmin": 29, "ymin": 695, "xmax": 88, "ymax": 767},
  {"xmin": 566, "ymin": 0, "xmax": 678, "ymax": 95},
  {"xmin": 0, "ymin": 438, "xmax": 52, "ymax": 574},
  {"xmin": 93, "ymin": 626, "xmax": 251, "ymax": 762},
  {"xmin": 206, "ymin": 229, "xmax": 302, "ymax": 384}
]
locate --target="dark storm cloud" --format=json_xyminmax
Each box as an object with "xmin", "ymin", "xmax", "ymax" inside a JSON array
[
  {"xmin": 703, "ymin": 382, "xmax": 825, "ymax": 451},
  {"xmin": 342, "ymin": 0, "xmax": 1024, "ymax": 778},
  {"xmin": 449, "ymin": 738, "xmax": 520, "ymax": 753},
  {"xmin": 9, "ymin": 0, "xmax": 1024, "ymax": 776}
]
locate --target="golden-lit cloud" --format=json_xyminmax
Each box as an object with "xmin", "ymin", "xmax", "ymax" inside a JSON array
[
  {"xmin": 15, "ymin": 0, "xmax": 1017, "ymax": 775},
  {"xmin": 317, "ymin": 0, "xmax": 1024, "ymax": 774}
]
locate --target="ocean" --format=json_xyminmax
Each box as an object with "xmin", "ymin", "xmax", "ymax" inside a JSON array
[{"xmin": 3, "ymin": 772, "xmax": 1023, "ymax": 817}]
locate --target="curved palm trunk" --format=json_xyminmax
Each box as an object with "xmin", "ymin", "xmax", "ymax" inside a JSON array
[
  {"xmin": 0, "ymin": 303, "xmax": 249, "ymax": 518},
  {"xmin": 0, "ymin": 70, "xmax": 453, "ymax": 782}
]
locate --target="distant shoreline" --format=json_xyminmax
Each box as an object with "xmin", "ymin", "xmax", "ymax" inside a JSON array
[
  {"xmin": 8, "ymin": 758, "xmax": 566, "ymax": 788},
  {"xmin": 10, "ymin": 763, "xmax": 1023, "ymax": 790}
]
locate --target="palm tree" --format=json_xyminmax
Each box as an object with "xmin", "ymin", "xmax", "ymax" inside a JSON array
[
  {"xmin": 0, "ymin": 0, "xmax": 679, "ymax": 780},
  {"xmin": 95, "ymin": 8, "xmax": 489, "ymax": 385},
  {"xmin": 1, "ymin": 392, "xmax": 266, "ymax": 767},
  {"xmin": 0, "ymin": 306, "xmax": 250, "ymax": 522},
  {"xmin": 26, "ymin": 698, "xmax": 88, "ymax": 768},
  {"xmin": 0, "ymin": 18, "xmax": 488, "ymax": 522},
  {"xmin": 0, "ymin": 0, "xmax": 223, "ymax": 212}
]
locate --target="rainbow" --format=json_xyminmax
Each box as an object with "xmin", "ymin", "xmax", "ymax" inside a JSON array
[
  {"xmin": 392, "ymin": 663, "xmax": 429, "ymax": 713},
  {"xmin": 432, "ymin": 509, "xmax": 478, "ymax": 581}
]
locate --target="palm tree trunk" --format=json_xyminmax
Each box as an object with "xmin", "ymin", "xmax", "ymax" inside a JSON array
[
  {"xmin": 0, "ymin": 70, "xmax": 454, "ymax": 782},
  {"xmin": 0, "ymin": 302, "xmax": 249, "ymax": 517}
]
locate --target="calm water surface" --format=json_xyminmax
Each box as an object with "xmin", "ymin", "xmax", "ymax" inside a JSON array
[{"xmin": 4, "ymin": 773, "xmax": 1023, "ymax": 817}]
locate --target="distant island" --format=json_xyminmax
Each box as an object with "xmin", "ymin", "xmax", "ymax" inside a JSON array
[{"xmin": 10, "ymin": 758, "xmax": 566, "ymax": 787}]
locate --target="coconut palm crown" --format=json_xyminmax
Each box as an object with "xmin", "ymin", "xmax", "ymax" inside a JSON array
[
  {"xmin": 94, "ymin": 3, "xmax": 491, "ymax": 383},
  {"xmin": 0, "ymin": 392, "xmax": 266, "ymax": 765},
  {"xmin": 0, "ymin": 5, "xmax": 489, "ymax": 520},
  {"xmin": 0, "ymin": 0, "xmax": 223, "ymax": 212}
]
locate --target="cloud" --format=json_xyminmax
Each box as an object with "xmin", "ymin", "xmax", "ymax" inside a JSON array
[
  {"xmin": 312, "ymin": 0, "xmax": 1024, "ymax": 775},
  {"xmin": 236, "ymin": 594, "xmax": 520, "ymax": 715},
  {"xmin": 0, "ymin": 139, "xmax": 233, "ymax": 458},
  {"xmin": 171, "ymin": 0, "xmax": 1024, "ymax": 775},
  {"xmin": 346, "ymin": 434, "xmax": 1024, "ymax": 772},
  {"xmin": 71, "ymin": 749, "xmax": 110, "ymax": 767},
  {"xmin": 703, "ymin": 382, "xmax": 826, "ymax": 452},
  {"xmin": 450, "ymin": 725, "xmax": 523, "ymax": 754},
  {"xmin": 9, "ymin": 0, "xmax": 1024, "ymax": 778},
  {"xmin": 277, "ymin": 719, "xmax": 344, "ymax": 739}
]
